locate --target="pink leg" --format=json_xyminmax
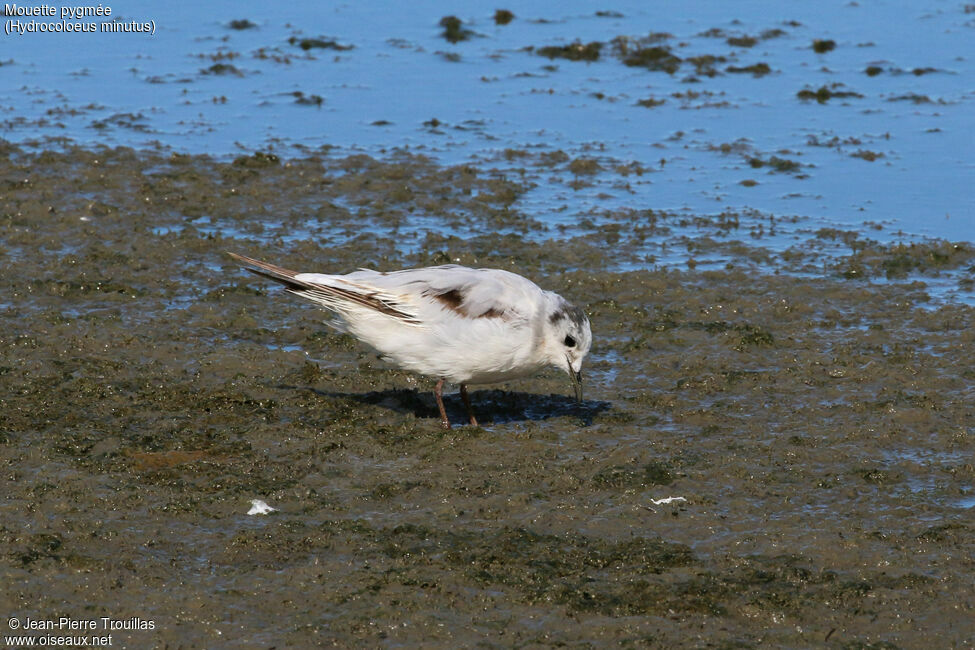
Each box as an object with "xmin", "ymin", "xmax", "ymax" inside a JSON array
[
  {"xmin": 435, "ymin": 379, "xmax": 451, "ymax": 429},
  {"xmin": 459, "ymin": 383, "xmax": 478, "ymax": 427}
]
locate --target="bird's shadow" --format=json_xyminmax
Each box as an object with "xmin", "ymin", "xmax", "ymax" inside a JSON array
[{"xmin": 281, "ymin": 385, "xmax": 611, "ymax": 427}]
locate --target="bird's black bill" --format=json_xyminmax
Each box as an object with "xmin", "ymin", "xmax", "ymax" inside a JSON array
[{"xmin": 572, "ymin": 370, "xmax": 583, "ymax": 403}]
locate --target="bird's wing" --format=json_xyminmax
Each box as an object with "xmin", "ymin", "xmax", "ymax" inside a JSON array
[
  {"xmin": 229, "ymin": 253, "xmax": 421, "ymax": 324},
  {"xmin": 342, "ymin": 265, "xmax": 539, "ymax": 322}
]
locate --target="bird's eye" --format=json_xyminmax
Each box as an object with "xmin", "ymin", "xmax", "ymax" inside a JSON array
[{"xmin": 564, "ymin": 335, "xmax": 576, "ymax": 348}]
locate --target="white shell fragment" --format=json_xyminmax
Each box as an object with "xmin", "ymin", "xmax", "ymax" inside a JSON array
[
  {"xmin": 247, "ymin": 499, "xmax": 277, "ymax": 515},
  {"xmin": 649, "ymin": 496, "xmax": 687, "ymax": 506}
]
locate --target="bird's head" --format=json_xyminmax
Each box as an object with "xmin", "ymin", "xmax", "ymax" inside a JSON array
[{"xmin": 543, "ymin": 298, "xmax": 592, "ymax": 401}]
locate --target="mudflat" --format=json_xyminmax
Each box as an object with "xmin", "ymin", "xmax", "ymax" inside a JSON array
[{"xmin": 1, "ymin": 145, "xmax": 973, "ymax": 647}]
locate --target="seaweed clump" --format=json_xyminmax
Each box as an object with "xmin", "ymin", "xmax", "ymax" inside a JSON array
[
  {"xmin": 636, "ymin": 97, "xmax": 665, "ymax": 108},
  {"xmin": 727, "ymin": 35, "xmax": 758, "ymax": 48},
  {"xmin": 537, "ymin": 41, "xmax": 603, "ymax": 62},
  {"xmin": 227, "ymin": 19, "xmax": 256, "ymax": 30},
  {"xmin": 620, "ymin": 45, "xmax": 681, "ymax": 74},
  {"xmin": 726, "ymin": 62, "xmax": 771, "ymax": 77},
  {"xmin": 797, "ymin": 84, "xmax": 863, "ymax": 103},
  {"xmin": 494, "ymin": 9, "xmax": 514, "ymax": 25},
  {"xmin": 440, "ymin": 16, "xmax": 474, "ymax": 43},
  {"xmin": 812, "ymin": 39, "xmax": 836, "ymax": 53},
  {"xmin": 748, "ymin": 156, "xmax": 801, "ymax": 174},
  {"xmin": 288, "ymin": 37, "xmax": 353, "ymax": 51}
]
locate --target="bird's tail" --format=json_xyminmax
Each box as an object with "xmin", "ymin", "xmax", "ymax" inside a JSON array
[
  {"xmin": 227, "ymin": 252, "xmax": 305, "ymax": 290},
  {"xmin": 228, "ymin": 252, "xmax": 421, "ymax": 324}
]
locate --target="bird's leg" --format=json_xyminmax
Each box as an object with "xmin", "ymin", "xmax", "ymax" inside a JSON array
[
  {"xmin": 434, "ymin": 379, "xmax": 451, "ymax": 429},
  {"xmin": 459, "ymin": 383, "xmax": 478, "ymax": 427}
]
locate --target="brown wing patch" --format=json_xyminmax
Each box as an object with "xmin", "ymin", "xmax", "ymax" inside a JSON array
[
  {"xmin": 433, "ymin": 289, "xmax": 464, "ymax": 311},
  {"xmin": 427, "ymin": 288, "xmax": 505, "ymax": 319}
]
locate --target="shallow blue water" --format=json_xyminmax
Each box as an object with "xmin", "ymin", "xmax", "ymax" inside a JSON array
[{"xmin": 3, "ymin": 0, "xmax": 972, "ymax": 244}]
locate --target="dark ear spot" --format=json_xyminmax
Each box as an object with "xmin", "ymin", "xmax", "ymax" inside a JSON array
[{"xmin": 564, "ymin": 335, "xmax": 576, "ymax": 348}]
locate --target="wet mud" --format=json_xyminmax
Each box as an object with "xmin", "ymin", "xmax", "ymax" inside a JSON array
[{"xmin": 1, "ymin": 145, "xmax": 973, "ymax": 648}]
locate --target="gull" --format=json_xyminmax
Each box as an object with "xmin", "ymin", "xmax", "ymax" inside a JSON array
[{"xmin": 229, "ymin": 253, "xmax": 592, "ymax": 428}]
